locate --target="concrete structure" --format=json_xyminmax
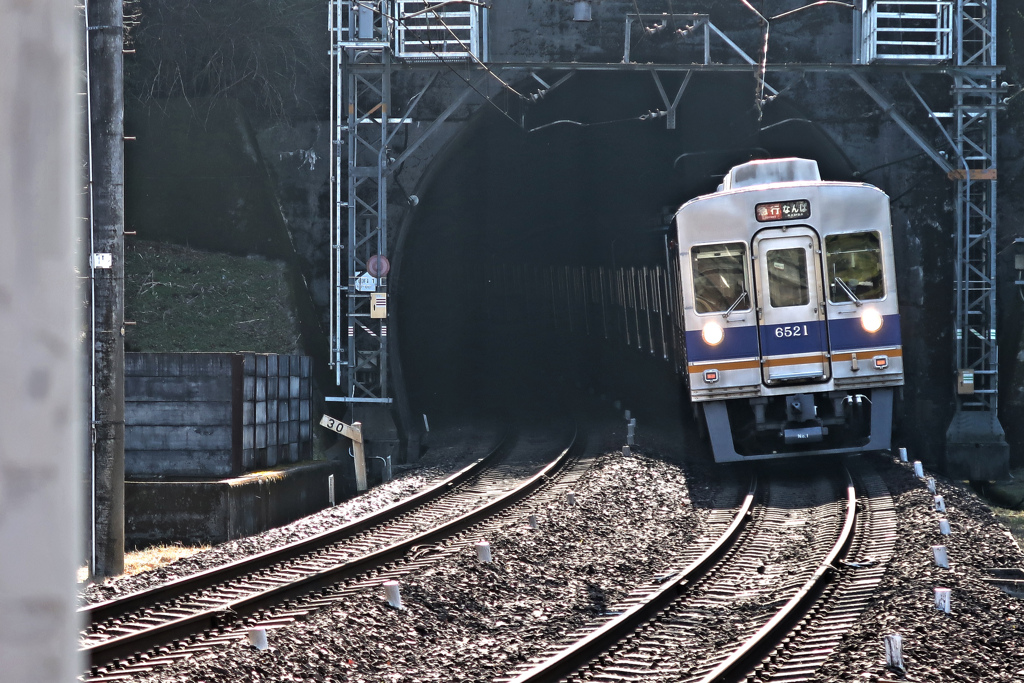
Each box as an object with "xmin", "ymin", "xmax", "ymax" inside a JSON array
[
  {"xmin": 126, "ymin": 352, "xmax": 314, "ymax": 478},
  {"xmin": 126, "ymin": 460, "xmax": 346, "ymax": 545},
  {"xmin": 0, "ymin": 1, "xmax": 81, "ymax": 680},
  {"xmin": 124, "ymin": 352, "xmax": 327, "ymax": 545},
  {"xmin": 85, "ymin": 0, "xmax": 126, "ymax": 579}
]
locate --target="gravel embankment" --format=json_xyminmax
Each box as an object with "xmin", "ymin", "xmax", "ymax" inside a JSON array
[
  {"xmin": 815, "ymin": 454, "xmax": 1024, "ymax": 682},
  {"xmin": 81, "ymin": 426, "xmax": 500, "ymax": 604},
  {"xmin": 126, "ymin": 446, "xmax": 723, "ymax": 683},
  {"xmin": 87, "ymin": 425, "xmax": 1024, "ymax": 683}
]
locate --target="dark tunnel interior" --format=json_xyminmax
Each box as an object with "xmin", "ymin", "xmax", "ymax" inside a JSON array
[{"xmin": 396, "ymin": 71, "xmax": 862, "ymax": 430}]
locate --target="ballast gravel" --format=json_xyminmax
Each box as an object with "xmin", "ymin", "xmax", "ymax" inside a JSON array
[
  {"xmin": 125, "ymin": 447, "xmax": 716, "ymax": 683},
  {"xmin": 814, "ymin": 454, "xmax": 1024, "ymax": 682},
  {"xmin": 81, "ymin": 426, "xmax": 500, "ymax": 605},
  {"xmin": 88, "ymin": 430, "xmax": 1024, "ymax": 683}
]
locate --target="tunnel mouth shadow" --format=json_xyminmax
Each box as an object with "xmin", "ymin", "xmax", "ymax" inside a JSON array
[{"xmin": 394, "ymin": 72, "xmax": 863, "ymax": 429}]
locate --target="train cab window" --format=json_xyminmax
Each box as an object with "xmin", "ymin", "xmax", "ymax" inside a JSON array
[
  {"xmin": 765, "ymin": 248, "xmax": 810, "ymax": 307},
  {"xmin": 691, "ymin": 243, "xmax": 749, "ymax": 314},
  {"xmin": 825, "ymin": 231, "xmax": 884, "ymax": 303}
]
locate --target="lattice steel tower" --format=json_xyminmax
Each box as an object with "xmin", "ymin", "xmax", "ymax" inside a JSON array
[{"xmin": 944, "ymin": 0, "xmax": 1008, "ymax": 479}]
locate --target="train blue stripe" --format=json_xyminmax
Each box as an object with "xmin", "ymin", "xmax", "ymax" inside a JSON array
[
  {"xmin": 828, "ymin": 314, "xmax": 902, "ymax": 350},
  {"xmin": 685, "ymin": 325, "xmax": 760, "ymax": 363},
  {"xmin": 759, "ymin": 320, "xmax": 827, "ymax": 357}
]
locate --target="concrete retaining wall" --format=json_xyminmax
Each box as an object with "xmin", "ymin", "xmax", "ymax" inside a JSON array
[
  {"xmin": 125, "ymin": 461, "xmax": 346, "ymax": 546},
  {"xmin": 125, "ymin": 352, "xmax": 313, "ymax": 478}
]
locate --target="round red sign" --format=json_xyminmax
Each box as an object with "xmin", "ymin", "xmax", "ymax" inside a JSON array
[{"xmin": 367, "ymin": 254, "xmax": 391, "ymax": 278}]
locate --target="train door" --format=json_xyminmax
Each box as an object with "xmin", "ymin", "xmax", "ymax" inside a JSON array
[{"xmin": 752, "ymin": 227, "xmax": 829, "ymax": 385}]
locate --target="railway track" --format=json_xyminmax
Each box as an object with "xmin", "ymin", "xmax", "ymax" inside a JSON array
[
  {"xmin": 502, "ymin": 458, "xmax": 894, "ymax": 683},
  {"xmin": 81, "ymin": 426, "xmax": 588, "ymax": 681}
]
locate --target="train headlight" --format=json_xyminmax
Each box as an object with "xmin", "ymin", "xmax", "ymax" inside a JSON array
[
  {"xmin": 702, "ymin": 321, "xmax": 725, "ymax": 346},
  {"xmin": 861, "ymin": 309, "xmax": 883, "ymax": 333}
]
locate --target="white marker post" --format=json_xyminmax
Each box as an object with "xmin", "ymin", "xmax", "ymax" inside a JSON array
[
  {"xmin": 934, "ymin": 495, "xmax": 946, "ymax": 513},
  {"xmin": 384, "ymin": 581, "xmax": 402, "ymax": 608},
  {"xmin": 320, "ymin": 416, "xmax": 367, "ymax": 491},
  {"xmin": 528, "ymin": 514, "xmax": 539, "ymax": 529},
  {"xmin": 248, "ymin": 628, "xmax": 269, "ymax": 650},
  {"xmin": 926, "ymin": 477, "xmax": 936, "ymax": 494},
  {"xmin": 898, "ymin": 447, "xmax": 908, "ymax": 462},
  {"xmin": 932, "ymin": 545, "xmax": 949, "ymax": 568},
  {"xmin": 627, "ymin": 419, "xmax": 636, "ymax": 446},
  {"xmin": 939, "ymin": 518, "xmax": 951, "ymax": 535},
  {"xmin": 475, "ymin": 540, "xmax": 492, "ymax": 563},
  {"xmin": 934, "ymin": 587, "xmax": 951, "ymax": 613},
  {"xmin": 884, "ymin": 634, "xmax": 904, "ymax": 671},
  {"xmin": 328, "ymin": 474, "xmax": 336, "ymax": 506},
  {"xmin": 913, "ymin": 461, "xmax": 925, "ymax": 477}
]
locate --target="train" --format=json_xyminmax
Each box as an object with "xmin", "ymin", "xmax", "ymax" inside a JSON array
[{"xmin": 674, "ymin": 157, "xmax": 903, "ymax": 463}]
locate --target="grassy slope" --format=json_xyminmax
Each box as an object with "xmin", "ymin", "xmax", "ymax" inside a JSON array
[{"xmin": 124, "ymin": 240, "xmax": 301, "ymax": 354}]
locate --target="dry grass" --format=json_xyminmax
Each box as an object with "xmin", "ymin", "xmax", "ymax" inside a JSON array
[
  {"xmin": 79, "ymin": 544, "xmax": 209, "ymax": 583},
  {"xmin": 990, "ymin": 507, "xmax": 1024, "ymax": 551},
  {"xmin": 977, "ymin": 466, "xmax": 1024, "ymax": 551},
  {"xmin": 123, "ymin": 544, "xmax": 209, "ymax": 575}
]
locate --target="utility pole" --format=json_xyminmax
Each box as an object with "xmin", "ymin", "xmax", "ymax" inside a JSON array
[
  {"xmin": 86, "ymin": 0, "xmax": 126, "ymax": 577},
  {"xmin": 0, "ymin": 1, "xmax": 82, "ymax": 680}
]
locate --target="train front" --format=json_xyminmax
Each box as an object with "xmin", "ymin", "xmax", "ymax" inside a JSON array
[{"xmin": 675, "ymin": 158, "xmax": 904, "ymax": 463}]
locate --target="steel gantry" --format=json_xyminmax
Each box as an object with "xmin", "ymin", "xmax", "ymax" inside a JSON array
[
  {"xmin": 329, "ymin": 0, "xmax": 393, "ymax": 405},
  {"xmin": 945, "ymin": 0, "xmax": 1008, "ymax": 479},
  {"xmin": 328, "ymin": 0, "xmax": 489, "ymax": 408},
  {"xmin": 857, "ymin": 0, "xmax": 1009, "ymax": 477},
  {"xmin": 850, "ymin": 0, "xmax": 1006, "ymax": 477}
]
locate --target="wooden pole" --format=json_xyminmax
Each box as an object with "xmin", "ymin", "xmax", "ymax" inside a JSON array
[
  {"xmin": 351, "ymin": 421, "xmax": 367, "ymax": 491},
  {"xmin": 0, "ymin": 0, "xmax": 82, "ymax": 679}
]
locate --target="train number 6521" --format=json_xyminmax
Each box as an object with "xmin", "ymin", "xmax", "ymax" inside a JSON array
[{"xmin": 774, "ymin": 324, "xmax": 809, "ymax": 338}]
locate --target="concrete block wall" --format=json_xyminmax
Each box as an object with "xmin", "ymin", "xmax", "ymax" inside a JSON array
[
  {"xmin": 242, "ymin": 352, "xmax": 314, "ymax": 471},
  {"xmin": 126, "ymin": 352, "xmax": 313, "ymax": 479}
]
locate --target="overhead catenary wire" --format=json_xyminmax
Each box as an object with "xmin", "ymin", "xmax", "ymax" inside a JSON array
[
  {"xmin": 735, "ymin": 0, "xmax": 856, "ymax": 119},
  {"xmin": 528, "ymin": 110, "xmax": 668, "ymax": 133}
]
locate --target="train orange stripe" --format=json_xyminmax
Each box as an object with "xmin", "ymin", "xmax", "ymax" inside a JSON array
[
  {"xmin": 688, "ymin": 359, "xmax": 761, "ymax": 371},
  {"xmin": 762, "ymin": 354, "xmax": 827, "ymax": 368},
  {"xmin": 689, "ymin": 348, "xmax": 903, "ymax": 373},
  {"xmin": 832, "ymin": 348, "xmax": 903, "ymax": 362}
]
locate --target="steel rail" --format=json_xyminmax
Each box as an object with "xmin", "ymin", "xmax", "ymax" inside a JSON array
[
  {"xmin": 698, "ymin": 466, "xmax": 857, "ymax": 683},
  {"xmin": 86, "ymin": 429, "xmax": 581, "ymax": 669},
  {"xmin": 82, "ymin": 429, "xmax": 515, "ymax": 626},
  {"xmin": 508, "ymin": 475, "xmax": 758, "ymax": 683}
]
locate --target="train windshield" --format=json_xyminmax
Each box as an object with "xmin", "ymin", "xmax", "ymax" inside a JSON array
[
  {"xmin": 765, "ymin": 248, "xmax": 810, "ymax": 307},
  {"xmin": 691, "ymin": 243, "xmax": 749, "ymax": 314},
  {"xmin": 825, "ymin": 231, "xmax": 884, "ymax": 303}
]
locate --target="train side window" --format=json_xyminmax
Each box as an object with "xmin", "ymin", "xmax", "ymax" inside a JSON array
[
  {"xmin": 825, "ymin": 231, "xmax": 884, "ymax": 303},
  {"xmin": 765, "ymin": 248, "xmax": 810, "ymax": 307},
  {"xmin": 691, "ymin": 243, "xmax": 749, "ymax": 314}
]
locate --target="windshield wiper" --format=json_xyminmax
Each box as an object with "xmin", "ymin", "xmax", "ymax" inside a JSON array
[
  {"xmin": 722, "ymin": 291, "xmax": 748, "ymax": 320},
  {"xmin": 833, "ymin": 277, "xmax": 862, "ymax": 306}
]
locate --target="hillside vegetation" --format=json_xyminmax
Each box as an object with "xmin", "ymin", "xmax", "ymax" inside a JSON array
[{"xmin": 124, "ymin": 240, "xmax": 301, "ymax": 354}]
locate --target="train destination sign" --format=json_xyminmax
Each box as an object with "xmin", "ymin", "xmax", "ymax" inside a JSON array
[{"xmin": 755, "ymin": 199, "xmax": 810, "ymax": 222}]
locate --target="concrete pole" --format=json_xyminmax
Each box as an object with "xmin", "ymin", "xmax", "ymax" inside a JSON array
[
  {"xmin": 87, "ymin": 0, "xmax": 125, "ymax": 577},
  {"xmin": 0, "ymin": 1, "xmax": 82, "ymax": 680}
]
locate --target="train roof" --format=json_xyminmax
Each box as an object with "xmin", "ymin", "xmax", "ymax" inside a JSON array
[
  {"xmin": 676, "ymin": 158, "xmax": 886, "ymax": 218},
  {"xmin": 721, "ymin": 157, "xmax": 820, "ymax": 191}
]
